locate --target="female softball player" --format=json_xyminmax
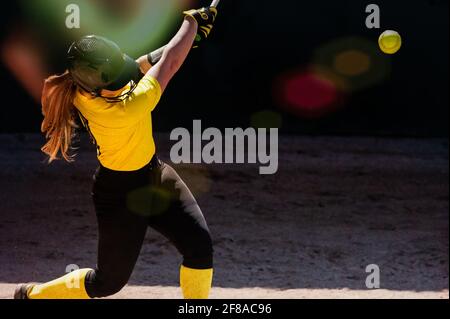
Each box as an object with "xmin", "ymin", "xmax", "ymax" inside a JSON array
[{"xmin": 14, "ymin": 6, "xmax": 218, "ymax": 299}]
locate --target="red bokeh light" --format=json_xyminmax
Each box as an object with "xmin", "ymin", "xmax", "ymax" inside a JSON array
[{"xmin": 274, "ymin": 68, "xmax": 343, "ymax": 119}]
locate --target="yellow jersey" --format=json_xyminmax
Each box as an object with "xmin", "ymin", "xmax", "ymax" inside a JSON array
[{"xmin": 73, "ymin": 74, "xmax": 162, "ymax": 171}]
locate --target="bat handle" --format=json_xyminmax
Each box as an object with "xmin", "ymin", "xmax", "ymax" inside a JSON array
[{"xmin": 148, "ymin": 46, "xmax": 165, "ymax": 66}]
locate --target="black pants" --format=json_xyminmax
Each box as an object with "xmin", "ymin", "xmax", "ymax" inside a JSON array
[{"xmin": 84, "ymin": 157, "xmax": 213, "ymax": 298}]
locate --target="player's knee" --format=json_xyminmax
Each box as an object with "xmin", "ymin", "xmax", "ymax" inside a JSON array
[
  {"xmin": 85, "ymin": 269, "xmax": 130, "ymax": 298},
  {"xmin": 97, "ymin": 279, "xmax": 128, "ymax": 297}
]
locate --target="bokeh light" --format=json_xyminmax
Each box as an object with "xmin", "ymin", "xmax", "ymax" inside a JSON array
[
  {"xmin": 274, "ymin": 68, "xmax": 343, "ymax": 119},
  {"xmin": 177, "ymin": 165, "xmax": 212, "ymax": 199},
  {"xmin": 273, "ymin": 37, "xmax": 391, "ymax": 119},
  {"xmin": 333, "ymin": 50, "xmax": 371, "ymax": 77},
  {"xmin": 124, "ymin": 164, "xmax": 212, "ymax": 216},
  {"xmin": 314, "ymin": 36, "xmax": 391, "ymax": 92},
  {"xmin": 126, "ymin": 186, "xmax": 172, "ymax": 217},
  {"xmin": 20, "ymin": 0, "xmax": 195, "ymax": 57},
  {"xmin": 250, "ymin": 110, "xmax": 283, "ymax": 129}
]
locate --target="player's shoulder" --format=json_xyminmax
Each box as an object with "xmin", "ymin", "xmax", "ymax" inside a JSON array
[{"xmin": 73, "ymin": 88, "xmax": 107, "ymax": 110}]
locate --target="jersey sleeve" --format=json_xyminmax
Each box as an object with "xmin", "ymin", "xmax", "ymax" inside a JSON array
[{"xmin": 124, "ymin": 73, "xmax": 162, "ymax": 115}]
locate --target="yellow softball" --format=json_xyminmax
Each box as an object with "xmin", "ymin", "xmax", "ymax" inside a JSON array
[{"xmin": 378, "ymin": 30, "xmax": 402, "ymax": 54}]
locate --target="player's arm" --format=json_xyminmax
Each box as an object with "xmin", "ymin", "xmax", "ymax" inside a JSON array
[
  {"xmin": 145, "ymin": 6, "xmax": 218, "ymax": 68},
  {"xmin": 136, "ymin": 19, "xmax": 197, "ymax": 77},
  {"xmin": 145, "ymin": 7, "xmax": 217, "ymax": 92},
  {"xmin": 145, "ymin": 16, "xmax": 197, "ymax": 93}
]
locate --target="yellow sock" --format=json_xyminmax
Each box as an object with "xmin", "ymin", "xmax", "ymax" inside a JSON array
[
  {"xmin": 28, "ymin": 268, "xmax": 92, "ymax": 299},
  {"xmin": 180, "ymin": 265, "xmax": 213, "ymax": 299}
]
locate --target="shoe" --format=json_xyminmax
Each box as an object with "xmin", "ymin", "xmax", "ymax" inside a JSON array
[{"xmin": 13, "ymin": 283, "xmax": 35, "ymax": 299}]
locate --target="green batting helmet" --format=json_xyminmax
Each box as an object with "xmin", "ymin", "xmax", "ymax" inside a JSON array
[{"xmin": 67, "ymin": 35, "xmax": 142, "ymax": 96}]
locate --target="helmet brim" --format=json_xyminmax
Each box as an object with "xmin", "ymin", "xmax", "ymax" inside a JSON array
[{"xmin": 104, "ymin": 54, "xmax": 141, "ymax": 91}]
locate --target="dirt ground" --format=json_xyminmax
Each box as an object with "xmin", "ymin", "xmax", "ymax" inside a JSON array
[{"xmin": 0, "ymin": 134, "xmax": 448, "ymax": 299}]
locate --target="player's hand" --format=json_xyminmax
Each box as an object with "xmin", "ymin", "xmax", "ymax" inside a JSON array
[{"xmin": 183, "ymin": 7, "xmax": 218, "ymax": 48}]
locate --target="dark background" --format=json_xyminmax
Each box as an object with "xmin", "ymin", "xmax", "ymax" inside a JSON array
[
  {"xmin": 0, "ymin": 1, "xmax": 448, "ymax": 296},
  {"xmin": 0, "ymin": 0, "xmax": 448, "ymax": 136}
]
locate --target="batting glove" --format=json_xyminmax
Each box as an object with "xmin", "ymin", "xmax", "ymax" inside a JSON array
[{"xmin": 183, "ymin": 7, "xmax": 218, "ymax": 48}]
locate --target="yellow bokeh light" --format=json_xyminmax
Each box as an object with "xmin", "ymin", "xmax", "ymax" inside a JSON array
[{"xmin": 333, "ymin": 50, "xmax": 371, "ymax": 77}]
